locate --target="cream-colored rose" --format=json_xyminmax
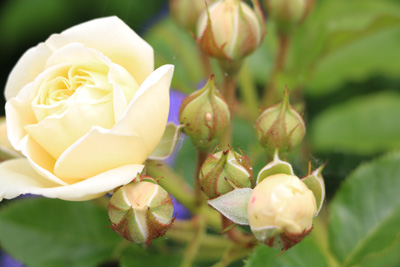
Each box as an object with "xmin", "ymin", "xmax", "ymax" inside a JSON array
[
  {"xmin": 0, "ymin": 17, "xmax": 174, "ymax": 201},
  {"xmin": 248, "ymin": 174, "xmax": 317, "ymax": 234}
]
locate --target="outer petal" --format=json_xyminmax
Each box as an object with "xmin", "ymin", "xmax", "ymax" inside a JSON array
[
  {"xmin": 45, "ymin": 16, "xmax": 154, "ymax": 85},
  {"xmin": 0, "ymin": 158, "xmax": 144, "ymax": 201},
  {"xmin": 4, "ymin": 43, "xmax": 53, "ymax": 100},
  {"xmin": 53, "ymin": 65, "xmax": 174, "ymax": 180}
]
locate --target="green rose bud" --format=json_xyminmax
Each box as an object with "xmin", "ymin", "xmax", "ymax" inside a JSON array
[
  {"xmin": 247, "ymin": 174, "xmax": 317, "ymax": 250},
  {"xmin": 199, "ymin": 147, "xmax": 254, "ymax": 198},
  {"xmin": 265, "ymin": 0, "xmax": 306, "ymax": 33},
  {"xmin": 197, "ymin": 0, "xmax": 265, "ymax": 62},
  {"xmin": 179, "ymin": 75, "xmax": 230, "ymax": 150},
  {"xmin": 108, "ymin": 176, "xmax": 175, "ymax": 244},
  {"xmin": 254, "ymin": 88, "xmax": 305, "ymax": 154}
]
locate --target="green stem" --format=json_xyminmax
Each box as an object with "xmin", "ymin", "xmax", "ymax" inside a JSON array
[
  {"xmin": 146, "ymin": 160, "xmax": 222, "ymax": 231},
  {"xmin": 221, "ymin": 215, "xmax": 257, "ymax": 246},
  {"xmin": 195, "ymin": 149, "xmax": 209, "ymax": 207},
  {"xmin": 166, "ymin": 220, "xmax": 230, "ymax": 249},
  {"xmin": 220, "ymin": 73, "xmax": 238, "ymax": 149},
  {"xmin": 238, "ymin": 63, "xmax": 259, "ymax": 120},
  {"xmin": 262, "ymin": 34, "xmax": 291, "ymax": 107},
  {"xmin": 211, "ymin": 244, "xmax": 254, "ymax": 267},
  {"xmin": 146, "ymin": 160, "xmax": 196, "ymax": 210},
  {"xmin": 180, "ymin": 215, "xmax": 207, "ymax": 267}
]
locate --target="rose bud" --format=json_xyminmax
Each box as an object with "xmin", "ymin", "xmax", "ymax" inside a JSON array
[
  {"xmin": 179, "ymin": 75, "xmax": 230, "ymax": 151},
  {"xmin": 108, "ymin": 176, "xmax": 175, "ymax": 244},
  {"xmin": 199, "ymin": 147, "xmax": 254, "ymax": 198},
  {"xmin": 197, "ymin": 0, "xmax": 264, "ymax": 62},
  {"xmin": 247, "ymin": 174, "xmax": 317, "ymax": 250},
  {"xmin": 169, "ymin": 0, "xmax": 216, "ymax": 33},
  {"xmin": 254, "ymin": 88, "xmax": 305, "ymax": 154},
  {"xmin": 265, "ymin": 0, "xmax": 307, "ymax": 33}
]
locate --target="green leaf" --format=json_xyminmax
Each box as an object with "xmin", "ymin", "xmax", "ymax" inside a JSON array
[
  {"xmin": 328, "ymin": 152, "xmax": 400, "ymax": 266},
  {"xmin": 0, "ymin": 197, "xmax": 121, "ymax": 267},
  {"xmin": 355, "ymin": 238, "xmax": 400, "ymax": 267},
  {"xmin": 310, "ymin": 91, "xmax": 400, "ymax": 155},
  {"xmin": 120, "ymin": 244, "xmax": 182, "ymax": 267},
  {"xmin": 288, "ymin": 0, "xmax": 400, "ymax": 96},
  {"xmin": 245, "ymin": 235, "xmax": 331, "ymax": 267}
]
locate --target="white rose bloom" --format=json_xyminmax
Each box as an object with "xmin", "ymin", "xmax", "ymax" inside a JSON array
[{"xmin": 0, "ymin": 17, "xmax": 174, "ymax": 201}]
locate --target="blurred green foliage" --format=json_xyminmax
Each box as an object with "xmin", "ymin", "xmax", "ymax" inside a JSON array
[{"xmin": 1, "ymin": 0, "xmax": 400, "ymax": 266}]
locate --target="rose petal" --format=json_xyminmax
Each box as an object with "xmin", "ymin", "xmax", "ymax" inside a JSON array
[
  {"xmin": 53, "ymin": 127, "xmax": 148, "ymax": 180},
  {"xmin": 53, "ymin": 65, "xmax": 174, "ymax": 180},
  {"xmin": 4, "ymin": 43, "xmax": 53, "ymax": 100},
  {"xmin": 0, "ymin": 158, "xmax": 144, "ymax": 201},
  {"xmin": 45, "ymin": 16, "xmax": 154, "ymax": 85},
  {"xmin": 45, "ymin": 43, "xmax": 106, "ymax": 67},
  {"xmin": 112, "ymin": 64, "xmax": 174, "ymax": 152},
  {"xmin": 25, "ymin": 93, "xmax": 115, "ymax": 159},
  {"xmin": 5, "ymin": 82, "xmax": 39, "ymax": 150}
]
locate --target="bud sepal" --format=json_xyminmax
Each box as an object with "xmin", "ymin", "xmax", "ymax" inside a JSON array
[
  {"xmin": 302, "ymin": 163, "xmax": 326, "ymax": 215},
  {"xmin": 256, "ymin": 149, "xmax": 294, "ymax": 184},
  {"xmin": 207, "ymin": 188, "xmax": 252, "ymax": 225},
  {"xmin": 251, "ymin": 225, "xmax": 313, "ymax": 250}
]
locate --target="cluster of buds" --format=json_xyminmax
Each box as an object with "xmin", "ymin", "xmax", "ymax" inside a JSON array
[
  {"xmin": 108, "ymin": 175, "xmax": 175, "ymax": 244},
  {"xmin": 199, "ymin": 146, "xmax": 254, "ymax": 198},
  {"xmin": 196, "ymin": 0, "xmax": 265, "ymax": 69},
  {"xmin": 179, "ymin": 75, "xmax": 230, "ymax": 150},
  {"xmin": 206, "ymin": 149, "xmax": 325, "ymax": 251},
  {"xmin": 254, "ymin": 88, "xmax": 305, "ymax": 155},
  {"xmin": 169, "ymin": 0, "xmax": 216, "ymax": 33}
]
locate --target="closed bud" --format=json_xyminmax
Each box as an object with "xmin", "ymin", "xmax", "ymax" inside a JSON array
[
  {"xmin": 108, "ymin": 176, "xmax": 175, "ymax": 244},
  {"xmin": 254, "ymin": 88, "xmax": 305, "ymax": 154},
  {"xmin": 197, "ymin": 0, "xmax": 265, "ymax": 62},
  {"xmin": 265, "ymin": 0, "xmax": 306, "ymax": 33},
  {"xmin": 247, "ymin": 174, "xmax": 317, "ymax": 250},
  {"xmin": 199, "ymin": 147, "xmax": 254, "ymax": 198},
  {"xmin": 179, "ymin": 75, "xmax": 230, "ymax": 150},
  {"xmin": 169, "ymin": 0, "xmax": 216, "ymax": 33}
]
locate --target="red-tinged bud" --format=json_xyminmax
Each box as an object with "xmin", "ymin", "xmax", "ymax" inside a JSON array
[
  {"xmin": 179, "ymin": 75, "xmax": 230, "ymax": 151},
  {"xmin": 199, "ymin": 147, "xmax": 254, "ymax": 198},
  {"xmin": 197, "ymin": 0, "xmax": 265, "ymax": 62},
  {"xmin": 254, "ymin": 88, "xmax": 305, "ymax": 154},
  {"xmin": 108, "ymin": 176, "xmax": 175, "ymax": 244}
]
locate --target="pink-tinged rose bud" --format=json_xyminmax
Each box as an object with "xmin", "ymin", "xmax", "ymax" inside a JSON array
[
  {"xmin": 247, "ymin": 174, "xmax": 317, "ymax": 250},
  {"xmin": 254, "ymin": 88, "xmax": 305, "ymax": 154},
  {"xmin": 179, "ymin": 75, "xmax": 230, "ymax": 150},
  {"xmin": 199, "ymin": 147, "xmax": 254, "ymax": 198},
  {"xmin": 108, "ymin": 176, "xmax": 175, "ymax": 244},
  {"xmin": 197, "ymin": 0, "xmax": 265, "ymax": 62},
  {"xmin": 169, "ymin": 0, "xmax": 216, "ymax": 32}
]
